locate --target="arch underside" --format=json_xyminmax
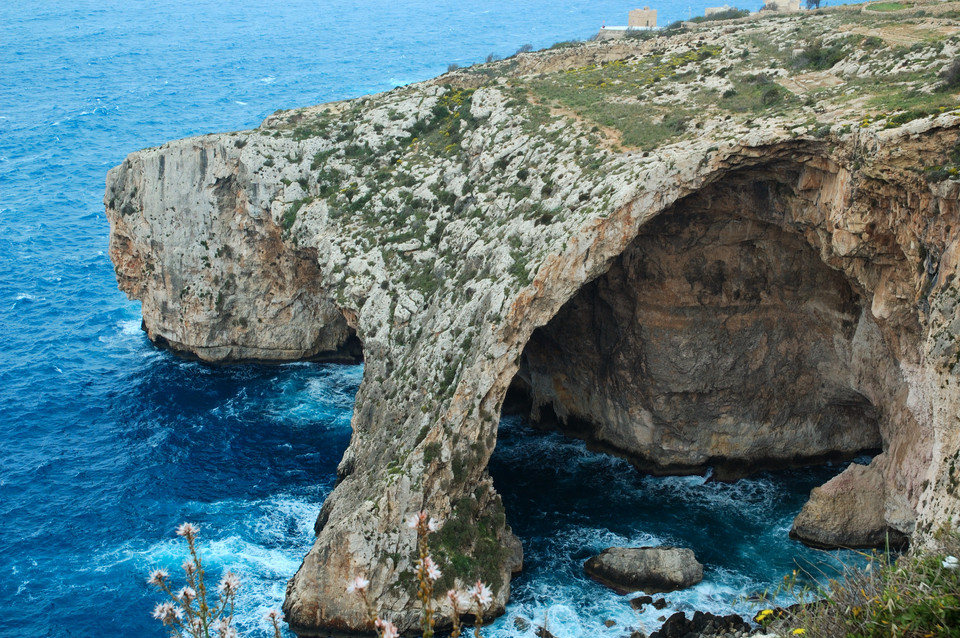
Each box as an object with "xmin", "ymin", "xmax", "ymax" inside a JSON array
[{"xmin": 506, "ymin": 164, "xmax": 909, "ymax": 483}]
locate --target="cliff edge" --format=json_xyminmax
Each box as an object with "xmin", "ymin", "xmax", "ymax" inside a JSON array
[{"xmin": 107, "ymin": 3, "xmax": 960, "ymax": 634}]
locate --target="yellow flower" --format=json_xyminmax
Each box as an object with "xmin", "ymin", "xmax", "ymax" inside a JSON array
[
  {"xmin": 756, "ymin": 609, "xmax": 774, "ymax": 622},
  {"xmin": 792, "ymin": 629, "xmax": 806, "ymax": 635}
]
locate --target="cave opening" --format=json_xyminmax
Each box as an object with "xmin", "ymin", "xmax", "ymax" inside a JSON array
[
  {"xmin": 484, "ymin": 167, "xmax": 916, "ymax": 631},
  {"xmin": 503, "ymin": 173, "xmax": 891, "ymax": 481}
]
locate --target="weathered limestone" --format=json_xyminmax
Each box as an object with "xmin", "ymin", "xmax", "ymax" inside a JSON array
[
  {"xmin": 584, "ymin": 547, "xmax": 704, "ymax": 593},
  {"xmin": 791, "ymin": 463, "xmax": 910, "ymax": 549},
  {"xmin": 514, "ymin": 198, "xmax": 883, "ymax": 479},
  {"xmin": 105, "ymin": 10, "xmax": 960, "ymax": 635},
  {"xmin": 106, "ymin": 143, "xmax": 359, "ymax": 363}
]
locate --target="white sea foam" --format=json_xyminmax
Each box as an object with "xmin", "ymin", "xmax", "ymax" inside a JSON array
[
  {"xmin": 235, "ymin": 100, "xmax": 248, "ymax": 105},
  {"xmin": 118, "ymin": 319, "xmax": 141, "ymax": 335},
  {"xmin": 259, "ymin": 76, "xmax": 276, "ymax": 84}
]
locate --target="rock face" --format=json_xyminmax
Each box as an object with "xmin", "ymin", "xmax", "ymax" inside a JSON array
[
  {"xmin": 105, "ymin": 6, "xmax": 960, "ymax": 635},
  {"xmin": 584, "ymin": 547, "xmax": 704, "ymax": 593},
  {"xmin": 515, "ymin": 194, "xmax": 883, "ymax": 479},
  {"xmin": 791, "ymin": 463, "xmax": 910, "ymax": 549}
]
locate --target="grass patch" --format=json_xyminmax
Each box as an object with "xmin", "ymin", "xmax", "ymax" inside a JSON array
[
  {"xmin": 792, "ymin": 36, "xmax": 858, "ymax": 71},
  {"xmin": 687, "ymin": 8, "xmax": 750, "ymax": 23},
  {"xmin": 527, "ymin": 45, "xmax": 720, "ymax": 149},
  {"xmin": 282, "ymin": 197, "xmax": 313, "ymax": 230},
  {"xmin": 868, "ymin": 1, "xmax": 913, "ymax": 12},
  {"xmin": 764, "ymin": 530, "xmax": 960, "ymax": 637},
  {"xmin": 719, "ymin": 73, "xmax": 794, "ymax": 113}
]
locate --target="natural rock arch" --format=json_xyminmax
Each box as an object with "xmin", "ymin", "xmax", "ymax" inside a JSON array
[
  {"xmin": 104, "ymin": 89, "xmax": 960, "ymax": 635},
  {"xmin": 282, "ymin": 138, "xmax": 953, "ymax": 635},
  {"xmin": 507, "ymin": 170, "xmax": 892, "ymax": 481}
]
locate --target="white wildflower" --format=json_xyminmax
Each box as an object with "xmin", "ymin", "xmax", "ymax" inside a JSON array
[
  {"xmin": 346, "ymin": 575, "xmax": 369, "ymax": 594},
  {"xmin": 469, "ymin": 580, "xmax": 493, "ymax": 607},
  {"xmin": 176, "ymin": 522, "xmax": 199, "ymax": 538},
  {"xmin": 375, "ymin": 618, "xmax": 399, "ymax": 638},
  {"xmin": 943, "ymin": 555, "xmax": 959, "ymax": 570},
  {"xmin": 182, "ymin": 559, "xmax": 195, "ymax": 575},
  {"xmin": 147, "ymin": 568, "xmax": 169, "ymax": 585},
  {"xmin": 420, "ymin": 555, "xmax": 441, "ymax": 581},
  {"xmin": 406, "ymin": 511, "xmax": 426, "ymax": 529},
  {"xmin": 427, "ymin": 517, "xmax": 441, "ymax": 533},
  {"xmin": 218, "ymin": 570, "xmax": 241, "ymax": 594},
  {"xmin": 447, "ymin": 588, "xmax": 470, "ymax": 609},
  {"xmin": 151, "ymin": 601, "xmax": 182, "ymax": 624},
  {"xmin": 177, "ymin": 586, "xmax": 196, "ymax": 602}
]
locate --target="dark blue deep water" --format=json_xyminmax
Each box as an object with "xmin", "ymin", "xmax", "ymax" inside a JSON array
[{"xmin": 0, "ymin": 1, "xmax": 862, "ymax": 636}]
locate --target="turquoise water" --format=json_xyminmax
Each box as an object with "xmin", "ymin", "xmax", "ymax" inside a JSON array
[{"xmin": 0, "ymin": 1, "xmax": 862, "ymax": 636}]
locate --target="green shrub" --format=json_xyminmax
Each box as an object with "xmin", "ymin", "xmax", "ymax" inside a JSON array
[
  {"xmin": 942, "ymin": 57, "xmax": 960, "ymax": 91},
  {"xmin": 688, "ymin": 8, "xmax": 750, "ymax": 23},
  {"xmin": 792, "ymin": 38, "xmax": 853, "ymax": 71},
  {"xmin": 765, "ymin": 531, "xmax": 960, "ymax": 637}
]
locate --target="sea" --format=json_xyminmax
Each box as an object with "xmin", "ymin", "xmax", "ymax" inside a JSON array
[{"xmin": 0, "ymin": 1, "xmax": 865, "ymax": 636}]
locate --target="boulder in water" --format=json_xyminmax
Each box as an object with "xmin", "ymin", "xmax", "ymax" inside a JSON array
[{"xmin": 584, "ymin": 547, "xmax": 703, "ymax": 594}]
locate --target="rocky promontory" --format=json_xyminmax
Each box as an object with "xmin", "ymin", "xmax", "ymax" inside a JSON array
[{"xmin": 106, "ymin": 3, "xmax": 960, "ymax": 634}]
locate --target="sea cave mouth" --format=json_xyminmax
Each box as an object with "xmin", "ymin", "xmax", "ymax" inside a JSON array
[
  {"xmin": 479, "ymin": 168, "xmax": 914, "ymax": 630},
  {"xmin": 501, "ymin": 170, "xmax": 892, "ymax": 482}
]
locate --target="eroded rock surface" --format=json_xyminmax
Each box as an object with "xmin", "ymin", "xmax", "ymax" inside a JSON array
[
  {"xmin": 791, "ymin": 462, "xmax": 910, "ymax": 549},
  {"xmin": 105, "ymin": 5, "xmax": 960, "ymax": 634},
  {"xmin": 516, "ymin": 199, "xmax": 883, "ymax": 478},
  {"xmin": 584, "ymin": 547, "xmax": 704, "ymax": 594}
]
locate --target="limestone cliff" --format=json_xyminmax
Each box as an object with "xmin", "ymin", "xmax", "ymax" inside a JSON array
[{"xmin": 106, "ymin": 3, "xmax": 960, "ymax": 634}]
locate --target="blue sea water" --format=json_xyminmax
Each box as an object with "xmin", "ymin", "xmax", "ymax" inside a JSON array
[{"xmin": 0, "ymin": 1, "xmax": 863, "ymax": 636}]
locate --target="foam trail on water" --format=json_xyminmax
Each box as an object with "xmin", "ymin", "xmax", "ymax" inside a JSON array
[{"xmin": 488, "ymin": 414, "xmax": 864, "ymax": 636}]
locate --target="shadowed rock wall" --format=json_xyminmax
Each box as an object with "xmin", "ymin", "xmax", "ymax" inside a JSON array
[{"xmin": 516, "ymin": 187, "xmax": 885, "ymax": 478}]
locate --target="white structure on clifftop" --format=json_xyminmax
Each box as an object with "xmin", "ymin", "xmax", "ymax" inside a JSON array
[
  {"xmin": 628, "ymin": 6, "xmax": 658, "ymax": 27},
  {"xmin": 598, "ymin": 5, "xmax": 658, "ymax": 39}
]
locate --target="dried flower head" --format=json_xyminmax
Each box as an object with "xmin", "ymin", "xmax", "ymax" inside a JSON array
[
  {"xmin": 182, "ymin": 559, "xmax": 195, "ymax": 575},
  {"xmin": 177, "ymin": 586, "xmax": 197, "ymax": 602},
  {"xmin": 218, "ymin": 570, "xmax": 241, "ymax": 594},
  {"xmin": 265, "ymin": 610, "xmax": 280, "ymax": 621},
  {"xmin": 375, "ymin": 617, "xmax": 400, "ymax": 638},
  {"xmin": 346, "ymin": 575, "xmax": 370, "ymax": 594},
  {"xmin": 176, "ymin": 522, "xmax": 199, "ymax": 538},
  {"xmin": 147, "ymin": 568, "xmax": 169, "ymax": 586},
  {"xmin": 151, "ymin": 601, "xmax": 182, "ymax": 624}
]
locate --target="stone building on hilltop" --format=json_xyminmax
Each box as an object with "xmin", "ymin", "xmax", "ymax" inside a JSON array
[{"xmin": 628, "ymin": 6, "xmax": 658, "ymax": 28}]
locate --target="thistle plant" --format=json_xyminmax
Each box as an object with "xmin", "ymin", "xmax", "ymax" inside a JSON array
[
  {"xmin": 147, "ymin": 522, "xmax": 282, "ymax": 638},
  {"xmin": 347, "ymin": 510, "xmax": 495, "ymax": 638}
]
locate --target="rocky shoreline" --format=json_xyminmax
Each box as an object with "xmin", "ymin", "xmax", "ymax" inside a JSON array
[{"xmin": 106, "ymin": 2, "xmax": 960, "ymax": 634}]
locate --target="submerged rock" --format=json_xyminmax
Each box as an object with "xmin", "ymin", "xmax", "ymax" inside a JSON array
[
  {"xmin": 791, "ymin": 463, "xmax": 910, "ymax": 549},
  {"xmin": 584, "ymin": 547, "xmax": 703, "ymax": 593}
]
